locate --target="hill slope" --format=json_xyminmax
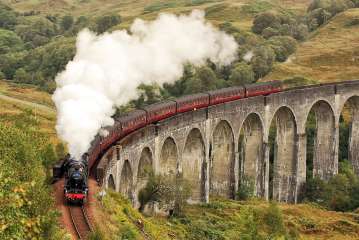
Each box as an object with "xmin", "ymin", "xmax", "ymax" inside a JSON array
[
  {"xmin": 3, "ymin": 0, "xmax": 310, "ymax": 30},
  {"xmin": 264, "ymin": 9, "xmax": 359, "ymax": 83},
  {"xmin": 0, "ymin": 80, "xmax": 58, "ymax": 143}
]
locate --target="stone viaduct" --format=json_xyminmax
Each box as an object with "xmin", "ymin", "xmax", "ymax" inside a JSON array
[{"xmin": 98, "ymin": 81, "xmax": 359, "ymax": 206}]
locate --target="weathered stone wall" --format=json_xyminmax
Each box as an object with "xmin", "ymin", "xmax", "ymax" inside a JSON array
[{"xmin": 99, "ymin": 81, "xmax": 359, "ymax": 205}]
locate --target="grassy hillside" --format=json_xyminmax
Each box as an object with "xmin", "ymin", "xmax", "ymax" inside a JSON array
[
  {"xmin": 92, "ymin": 191, "xmax": 359, "ymax": 240},
  {"xmin": 0, "ymin": 80, "xmax": 58, "ymax": 143},
  {"xmin": 0, "ymin": 80, "xmax": 67, "ymax": 239},
  {"xmin": 4, "ymin": 0, "xmax": 310, "ymax": 30},
  {"xmin": 264, "ymin": 8, "xmax": 359, "ymax": 83}
]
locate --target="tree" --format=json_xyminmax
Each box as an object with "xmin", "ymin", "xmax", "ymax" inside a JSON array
[
  {"xmin": 14, "ymin": 68, "xmax": 30, "ymax": 83},
  {"xmin": 0, "ymin": 29, "xmax": 24, "ymax": 54},
  {"xmin": 61, "ymin": 15, "xmax": 74, "ymax": 31},
  {"xmin": 21, "ymin": 36, "xmax": 75, "ymax": 87},
  {"xmin": 72, "ymin": 16, "xmax": 90, "ymax": 34},
  {"xmin": 131, "ymin": 83, "xmax": 162, "ymax": 108},
  {"xmin": 0, "ymin": 51, "xmax": 26, "ymax": 79},
  {"xmin": 95, "ymin": 14, "xmax": 121, "ymax": 34},
  {"xmin": 184, "ymin": 66, "xmax": 218, "ymax": 94},
  {"xmin": 0, "ymin": 3, "xmax": 17, "ymax": 30},
  {"xmin": 292, "ymin": 23, "xmax": 309, "ymax": 41},
  {"xmin": 251, "ymin": 45, "xmax": 275, "ymax": 79},
  {"xmin": 252, "ymin": 12, "xmax": 280, "ymax": 34},
  {"xmin": 267, "ymin": 36, "xmax": 297, "ymax": 62},
  {"xmin": 229, "ymin": 63, "xmax": 255, "ymax": 86},
  {"xmin": 15, "ymin": 18, "xmax": 57, "ymax": 48},
  {"xmin": 262, "ymin": 27, "xmax": 279, "ymax": 39},
  {"xmin": 138, "ymin": 173, "xmax": 191, "ymax": 216}
]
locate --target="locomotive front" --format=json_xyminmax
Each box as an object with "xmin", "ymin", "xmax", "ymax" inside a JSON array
[{"xmin": 64, "ymin": 154, "xmax": 89, "ymax": 204}]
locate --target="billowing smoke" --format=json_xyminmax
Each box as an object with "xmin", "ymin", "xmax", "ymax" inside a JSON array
[
  {"xmin": 243, "ymin": 51, "xmax": 253, "ymax": 62},
  {"xmin": 52, "ymin": 10, "xmax": 238, "ymax": 159}
]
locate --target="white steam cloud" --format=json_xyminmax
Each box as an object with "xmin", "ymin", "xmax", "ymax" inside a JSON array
[
  {"xmin": 243, "ymin": 51, "xmax": 253, "ymax": 62},
  {"xmin": 52, "ymin": 10, "xmax": 238, "ymax": 159}
]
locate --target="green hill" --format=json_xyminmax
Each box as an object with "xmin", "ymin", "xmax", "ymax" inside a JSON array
[
  {"xmin": 264, "ymin": 8, "xmax": 359, "ymax": 83},
  {"xmin": 3, "ymin": 0, "xmax": 310, "ymax": 29}
]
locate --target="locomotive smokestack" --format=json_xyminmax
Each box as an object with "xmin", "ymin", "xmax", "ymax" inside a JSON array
[{"xmin": 52, "ymin": 10, "xmax": 238, "ymax": 160}]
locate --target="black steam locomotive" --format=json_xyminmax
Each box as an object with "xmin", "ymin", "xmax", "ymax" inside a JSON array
[{"xmin": 53, "ymin": 154, "xmax": 89, "ymax": 204}]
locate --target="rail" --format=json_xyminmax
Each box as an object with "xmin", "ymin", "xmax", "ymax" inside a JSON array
[{"xmin": 69, "ymin": 205, "xmax": 92, "ymax": 239}]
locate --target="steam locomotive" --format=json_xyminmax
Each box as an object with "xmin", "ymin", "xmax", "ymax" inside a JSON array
[{"xmin": 53, "ymin": 154, "xmax": 89, "ymax": 204}]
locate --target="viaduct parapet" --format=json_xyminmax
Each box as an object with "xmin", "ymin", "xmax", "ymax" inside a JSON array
[{"xmin": 99, "ymin": 81, "xmax": 359, "ymax": 206}]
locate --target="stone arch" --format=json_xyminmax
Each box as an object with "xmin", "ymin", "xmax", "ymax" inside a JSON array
[
  {"xmin": 137, "ymin": 147, "xmax": 153, "ymax": 191},
  {"xmin": 108, "ymin": 174, "xmax": 116, "ymax": 190},
  {"xmin": 160, "ymin": 137, "xmax": 178, "ymax": 175},
  {"xmin": 210, "ymin": 120, "xmax": 235, "ymax": 198},
  {"xmin": 238, "ymin": 113, "xmax": 265, "ymax": 197},
  {"xmin": 182, "ymin": 128, "xmax": 206, "ymax": 202},
  {"xmin": 269, "ymin": 106, "xmax": 297, "ymax": 202},
  {"xmin": 119, "ymin": 160, "xmax": 133, "ymax": 200},
  {"xmin": 305, "ymin": 100, "xmax": 336, "ymax": 180},
  {"xmin": 339, "ymin": 96, "xmax": 359, "ymax": 175}
]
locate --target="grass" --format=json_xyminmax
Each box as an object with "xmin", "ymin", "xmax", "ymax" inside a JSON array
[
  {"xmin": 240, "ymin": 0, "xmax": 274, "ymax": 15},
  {"xmin": 94, "ymin": 191, "xmax": 359, "ymax": 239},
  {"xmin": 144, "ymin": 1, "xmax": 179, "ymax": 13},
  {"xmin": 0, "ymin": 80, "xmax": 59, "ymax": 144},
  {"xmin": 264, "ymin": 9, "xmax": 359, "ymax": 83},
  {"xmin": 0, "ymin": 80, "xmax": 54, "ymax": 107},
  {"xmin": 3, "ymin": 0, "xmax": 309, "ymax": 27}
]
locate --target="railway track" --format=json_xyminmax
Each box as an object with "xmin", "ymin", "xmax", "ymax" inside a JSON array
[{"xmin": 69, "ymin": 205, "xmax": 92, "ymax": 239}]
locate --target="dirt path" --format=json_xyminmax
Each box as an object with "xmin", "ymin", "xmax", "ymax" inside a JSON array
[{"xmin": 0, "ymin": 93, "xmax": 55, "ymax": 113}]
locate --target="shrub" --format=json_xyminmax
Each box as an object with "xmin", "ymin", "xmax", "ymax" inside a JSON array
[
  {"xmin": 119, "ymin": 227, "xmax": 137, "ymax": 240},
  {"xmin": 303, "ymin": 177, "xmax": 329, "ymax": 204},
  {"xmin": 267, "ymin": 36, "xmax": 297, "ymax": 62},
  {"xmin": 293, "ymin": 23, "xmax": 309, "ymax": 41},
  {"xmin": 304, "ymin": 160, "xmax": 359, "ymax": 212},
  {"xmin": 95, "ymin": 14, "xmax": 121, "ymax": 34},
  {"xmin": 237, "ymin": 176, "xmax": 255, "ymax": 200},
  {"xmin": 61, "ymin": 15, "xmax": 74, "ymax": 31},
  {"xmin": 264, "ymin": 202, "xmax": 286, "ymax": 237},
  {"xmin": 14, "ymin": 67, "xmax": 30, "ymax": 83},
  {"xmin": 262, "ymin": 27, "xmax": 280, "ymax": 39},
  {"xmin": 88, "ymin": 227, "xmax": 106, "ymax": 240},
  {"xmin": 252, "ymin": 12, "xmax": 280, "ymax": 34},
  {"xmin": 239, "ymin": 207, "xmax": 264, "ymax": 240}
]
